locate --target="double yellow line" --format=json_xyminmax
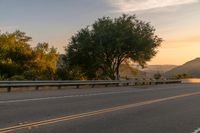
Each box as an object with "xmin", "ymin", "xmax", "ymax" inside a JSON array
[{"xmin": 1, "ymin": 91, "xmax": 200, "ymax": 133}]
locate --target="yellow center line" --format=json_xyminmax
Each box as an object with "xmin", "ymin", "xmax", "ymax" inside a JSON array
[{"xmin": 1, "ymin": 91, "xmax": 200, "ymax": 133}]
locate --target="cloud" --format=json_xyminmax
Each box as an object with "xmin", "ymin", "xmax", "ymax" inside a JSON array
[{"xmin": 107, "ymin": 0, "xmax": 199, "ymax": 12}]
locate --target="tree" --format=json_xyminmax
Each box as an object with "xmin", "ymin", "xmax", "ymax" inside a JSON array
[
  {"xmin": 27, "ymin": 42, "xmax": 59, "ymax": 80},
  {"xmin": 65, "ymin": 14, "xmax": 162, "ymax": 80},
  {"xmin": 0, "ymin": 30, "xmax": 60, "ymax": 80},
  {"xmin": 154, "ymin": 72, "xmax": 162, "ymax": 80},
  {"xmin": 0, "ymin": 30, "xmax": 33, "ymax": 78}
]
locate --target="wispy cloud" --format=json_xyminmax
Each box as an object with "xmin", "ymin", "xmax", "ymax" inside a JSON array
[{"xmin": 107, "ymin": 0, "xmax": 199, "ymax": 12}]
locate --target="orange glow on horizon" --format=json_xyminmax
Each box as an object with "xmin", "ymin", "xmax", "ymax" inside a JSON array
[{"xmin": 149, "ymin": 39, "xmax": 200, "ymax": 65}]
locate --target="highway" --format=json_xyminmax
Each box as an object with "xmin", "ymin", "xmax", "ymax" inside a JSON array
[{"xmin": 0, "ymin": 83, "xmax": 200, "ymax": 133}]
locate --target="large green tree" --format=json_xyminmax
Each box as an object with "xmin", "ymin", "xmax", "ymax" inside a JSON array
[{"xmin": 65, "ymin": 14, "xmax": 162, "ymax": 80}]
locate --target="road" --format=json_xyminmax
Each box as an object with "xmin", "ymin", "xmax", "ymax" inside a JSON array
[{"xmin": 0, "ymin": 83, "xmax": 200, "ymax": 133}]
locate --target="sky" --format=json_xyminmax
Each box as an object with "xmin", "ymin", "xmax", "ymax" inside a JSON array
[{"xmin": 0, "ymin": 0, "xmax": 200, "ymax": 65}]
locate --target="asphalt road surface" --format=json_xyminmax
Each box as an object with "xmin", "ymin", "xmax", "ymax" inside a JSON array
[{"xmin": 0, "ymin": 83, "xmax": 200, "ymax": 133}]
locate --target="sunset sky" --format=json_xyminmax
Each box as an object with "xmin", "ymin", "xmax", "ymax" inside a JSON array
[{"xmin": 0, "ymin": 0, "xmax": 200, "ymax": 65}]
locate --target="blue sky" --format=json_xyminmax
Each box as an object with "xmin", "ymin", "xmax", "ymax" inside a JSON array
[{"xmin": 0, "ymin": 0, "xmax": 200, "ymax": 65}]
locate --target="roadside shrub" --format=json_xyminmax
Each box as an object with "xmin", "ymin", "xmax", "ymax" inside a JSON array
[
  {"xmin": 10, "ymin": 75, "xmax": 25, "ymax": 80},
  {"xmin": 0, "ymin": 75, "xmax": 6, "ymax": 80},
  {"xmin": 154, "ymin": 73, "xmax": 162, "ymax": 80},
  {"xmin": 174, "ymin": 73, "xmax": 192, "ymax": 79}
]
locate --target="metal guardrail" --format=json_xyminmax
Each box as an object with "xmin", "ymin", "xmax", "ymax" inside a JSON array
[{"xmin": 0, "ymin": 79, "xmax": 182, "ymax": 92}]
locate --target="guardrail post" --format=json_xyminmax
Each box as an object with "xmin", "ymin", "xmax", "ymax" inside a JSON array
[
  {"xmin": 7, "ymin": 87, "xmax": 11, "ymax": 92},
  {"xmin": 91, "ymin": 84, "xmax": 95, "ymax": 88},
  {"xmin": 142, "ymin": 78, "xmax": 145, "ymax": 85},
  {"xmin": 116, "ymin": 83, "xmax": 119, "ymax": 86},
  {"xmin": 135, "ymin": 78, "xmax": 138, "ymax": 86},
  {"xmin": 76, "ymin": 85, "xmax": 80, "ymax": 89},
  {"xmin": 149, "ymin": 78, "xmax": 153, "ymax": 85},
  {"xmin": 163, "ymin": 81, "xmax": 166, "ymax": 84},
  {"xmin": 35, "ymin": 86, "xmax": 39, "ymax": 91},
  {"xmin": 127, "ymin": 82, "xmax": 129, "ymax": 86},
  {"xmin": 149, "ymin": 80, "xmax": 152, "ymax": 85},
  {"xmin": 58, "ymin": 86, "xmax": 61, "ymax": 89}
]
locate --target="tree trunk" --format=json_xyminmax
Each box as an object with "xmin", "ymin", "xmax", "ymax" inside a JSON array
[
  {"xmin": 116, "ymin": 62, "xmax": 120, "ymax": 80},
  {"xmin": 116, "ymin": 67, "xmax": 119, "ymax": 80}
]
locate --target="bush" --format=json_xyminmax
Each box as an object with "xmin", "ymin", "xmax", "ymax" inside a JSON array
[
  {"xmin": 23, "ymin": 70, "xmax": 38, "ymax": 80},
  {"xmin": 10, "ymin": 75, "xmax": 25, "ymax": 80},
  {"xmin": 174, "ymin": 73, "xmax": 192, "ymax": 79},
  {"xmin": 0, "ymin": 75, "xmax": 6, "ymax": 80},
  {"xmin": 154, "ymin": 73, "xmax": 162, "ymax": 80}
]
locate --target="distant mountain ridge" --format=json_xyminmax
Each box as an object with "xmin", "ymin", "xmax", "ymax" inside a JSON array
[
  {"xmin": 165, "ymin": 58, "xmax": 200, "ymax": 78},
  {"xmin": 119, "ymin": 64, "xmax": 146, "ymax": 79},
  {"xmin": 141, "ymin": 65, "xmax": 177, "ymax": 75},
  {"xmin": 120, "ymin": 64, "xmax": 177, "ymax": 78}
]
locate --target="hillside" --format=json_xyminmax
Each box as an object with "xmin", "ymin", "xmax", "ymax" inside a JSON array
[
  {"xmin": 120, "ymin": 63, "xmax": 177, "ymax": 78},
  {"xmin": 119, "ymin": 64, "xmax": 146, "ymax": 79},
  {"xmin": 165, "ymin": 58, "xmax": 200, "ymax": 78},
  {"xmin": 141, "ymin": 65, "xmax": 177, "ymax": 76}
]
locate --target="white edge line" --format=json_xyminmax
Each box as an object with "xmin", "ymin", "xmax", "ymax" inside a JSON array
[{"xmin": 192, "ymin": 128, "xmax": 200, "ymax": 133}]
